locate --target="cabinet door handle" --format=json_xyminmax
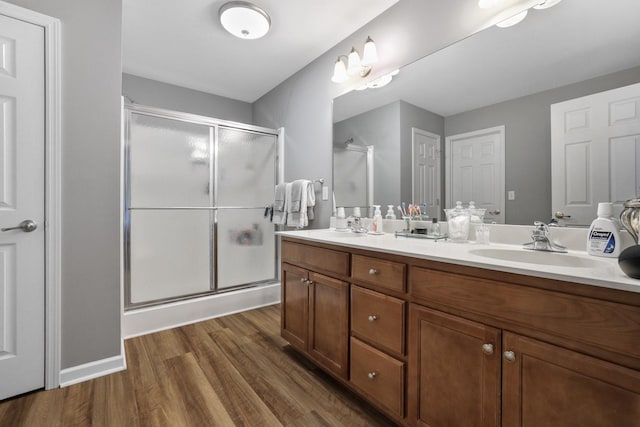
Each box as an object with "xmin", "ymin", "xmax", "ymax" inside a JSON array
[
  {"xmin": 368, "ymin": 315, "xmax": 377, "ymax": 322},
  {"xmin": 503, "ymin": 350, "xmax": 516, "ymax": 362},
  {"xmin": 482, "ymin": 343, "xmax": 494, "ymax": 355},
  {"xmin": 368, "ymin": 268, "xmax": 378, "ymax": 275},
  {"xmin": 367, "ymin": 372, "xmax": 377, "ymax": 380},
  {"xmin": 307, "ymin": 280, "xmax": 313, "ymax": 285},
  {"xmin": 300, "ymin": 278, "xmax": 306, "ymax": 283}
]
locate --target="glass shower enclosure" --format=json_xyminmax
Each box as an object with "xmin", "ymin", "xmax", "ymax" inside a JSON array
[{"xmin": 123, "ymin": 104, "xmax": 280, "ymax": 309}]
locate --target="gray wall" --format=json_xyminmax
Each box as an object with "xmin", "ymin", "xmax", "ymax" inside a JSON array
[
  {"xmin": 334, "ymin": 102, "xmax": 401, "ymax": 207},
  {"xmin": 122, "ymin": 73, "xmax": 253, "ymax": 123},
  {"xmin": 6, "ymin": 0, "xmax": 123, "ymax": 369},
  {"xmin": 399, "ymin": 101, "xmax": 445, "ymax": 205},
  {"xmin": 254, "ymin": 0, "xmax": 539, "ymax": 228},
  {"xmin": 445, "ymin": 65, "xmax": 640, "ymax": 225}
]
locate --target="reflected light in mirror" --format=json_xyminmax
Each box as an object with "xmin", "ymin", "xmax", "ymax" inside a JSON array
[
  {"xmin": 533, "ymin": 0, "xmax": 563, "ymax": 10},
  {"xmin": 496, "ymin": 10, "xmax": 528, "ymax": 27}
]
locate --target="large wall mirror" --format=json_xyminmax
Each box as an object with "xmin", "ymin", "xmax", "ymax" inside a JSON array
[{"xmin": 332, "ymin": 0, "xmax": 640, "ymax": 226}]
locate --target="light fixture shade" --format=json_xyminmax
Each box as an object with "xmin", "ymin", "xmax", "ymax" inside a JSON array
[
  {"xmin": 478, "ymin": 0, "xmax": 501, "ymax": 9},
  {"xmin": 331, "ymin": 57, "xmax": 348, "ymax": 83},
  {"xmin": 219, "ymin": 1, "xmax": 271, "ymax": 40},
  {"xmin": 533, "ymin": 0, "xmax": 562, "ymax": 10},
  {"xmin": 496, "ymin": 10, "xmax": 528, "ymax": 28},
  {"xmin": 361, "ymin": 36, "xmax": 378, "ymax": 66},
  {"xmin": 347, "ymin": 48, "xmax": 362, "ymax": 76}
]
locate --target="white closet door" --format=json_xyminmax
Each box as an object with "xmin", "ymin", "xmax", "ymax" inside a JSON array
[
  {"xmin": 446, "ymin": 126, "xmax": 505, "ymax": 224},
  {"xmin": 551, "ymin": 82, "xmax": 640, "ymax": 225},
  {"xmin": 412, "ymin": 128, "xmax": 441, "ymax": 219}
]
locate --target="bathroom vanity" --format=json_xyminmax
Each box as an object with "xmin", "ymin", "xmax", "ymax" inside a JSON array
[{"xmin": 278, "ymin": 230, "xmax": 640, "ymax": 426}]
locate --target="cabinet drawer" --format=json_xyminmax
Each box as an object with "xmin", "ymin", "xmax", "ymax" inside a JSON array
[
  {"xmin": 350, "ymin": 337, "xmax": 405, "ymax": 418},
  {"xmin": 351, "ymin": 286, "xmax": 405, "ymax": 356},
  {"xmin": 352, "ymin": 254, "xmax": 405, "ymax": 292},
  {"xmin": 281, "ymin": 240, "xmax": 349, "ymax": 277},
  {"xmin": 410, "ymin": 266, "xmax": 640, "ymax": 362}
]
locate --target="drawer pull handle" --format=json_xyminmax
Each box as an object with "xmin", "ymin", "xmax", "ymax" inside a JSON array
[
  {"xmin": 368, "ymin": 268, "xmax": 378, "ymax": 275},
  {"xmin": 503, "ymin": 351, "xmax": 516, "ymax": 363},
  {"xmin": 368, "ymin": 315, "xmax": 377, "ymax": 322},
  {"xmin": 482, "ymin": 343, "xmax": 494, "ymax": 355},
  {"xmin": 368, "ymin": 372, "xmax": 377, "ymax": 380}
]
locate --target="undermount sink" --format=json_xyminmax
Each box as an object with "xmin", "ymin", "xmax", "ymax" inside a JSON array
[{"xmin": 469, "ymin": 248, "xmax": 599, "ymax": 268}]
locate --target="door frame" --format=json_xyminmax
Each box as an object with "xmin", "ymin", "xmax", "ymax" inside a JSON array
[
  {"xmin": 0, "ymin": 1, "xmax": 63, "ymax": 389},
  {"xmin": 445, "ymin": 125, "xmax": 505, "ymax": 219}
]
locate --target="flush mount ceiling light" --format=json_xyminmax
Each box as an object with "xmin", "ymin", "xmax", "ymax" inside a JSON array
[
  {"xmin": 533, "ymin": 0, "xmax": 563, "ymax": 10},
  {"xmin": 219, "ymin": 1, "xmax": 271, "ymax": 40},
  {"xmin": 332, "ymin": 36, "xmax": 378, "ymax": 83},
  {"xmin": 496, "ymin": 10, "xmax": 528, "ymax": 28}
]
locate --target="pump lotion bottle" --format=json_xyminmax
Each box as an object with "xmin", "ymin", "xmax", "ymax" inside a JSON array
[{"xmin": 587, "ymin": 202, "xmax": 621, "ymax": 257}]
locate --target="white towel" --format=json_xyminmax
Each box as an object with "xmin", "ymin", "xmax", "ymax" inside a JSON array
[
  {"xmin": 287, "ymin": 179, "xmax": 315, "ymax": 228},
  {"xmin": 272, "ymin": 182, "xmax": 290, "ymax": 225},
  {"xmin": 287, "ymin": 180, "xmax": 316, "ymax": 228}
]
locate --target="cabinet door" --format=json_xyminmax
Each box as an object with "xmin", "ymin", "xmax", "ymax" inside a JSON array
[
  {"xmin": 409, "ymin": 304, "xmax": 501, "ymax": 427},
  {"xmin": 281, "ymin": 263, "xmax": 309, "ymax": 351},
  {"xmin": 308, "ymin": 272, "xmax": 349, "ymax": 379},
  {"xmin": 502, "ymin": 332, "xmax": 640, "ymax": 427}
]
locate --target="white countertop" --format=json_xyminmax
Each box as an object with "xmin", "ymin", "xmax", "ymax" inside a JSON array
[{"xmin": 277, "ymin": 228, "xmax": 640, "ymax": 294}]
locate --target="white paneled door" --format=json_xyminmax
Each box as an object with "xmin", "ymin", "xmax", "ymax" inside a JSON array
[
  {"xmin": 446, "ymin": 126, "xmax": 505, "ymax": 224},
  {"xmin": 551, "ymin": 82, "xmax": 640, "ymax": 225},
  {"xmin": 0, "ymin": 13, "xmax": 45, "ymax": 399},
  {"xmin": 412, "ymin": 128, "xmax": 441, "ymax": 219}
]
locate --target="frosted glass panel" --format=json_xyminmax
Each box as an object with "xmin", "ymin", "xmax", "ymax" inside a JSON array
[
  {"xmin": 129, "ymin": 113, "xmax": 211, "ymax": 207},
  {"xmin": 217, "ymin": 209, "xmax": 275, "ymax": 289},
  {"xmin": 217, "ymin": 128, "xmax": 276, "ymax": 206},
  {"xmin": 333, "ymin": 148, "xmax": 368, "ymax": 208},
  {"xmin": 130, "ymin": 210, "xmax": 212, "ymax": 303}
]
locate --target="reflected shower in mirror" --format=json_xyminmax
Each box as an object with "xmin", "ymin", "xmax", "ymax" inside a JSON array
[{"xmin": 332, "ymin": 0, "xmax": 640, "ymax": 225}]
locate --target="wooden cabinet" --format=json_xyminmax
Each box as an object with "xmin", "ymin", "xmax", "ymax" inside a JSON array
[
  {"xmin": 502, "ymin": 332, "xmax": 640, "ymax": 427},
  {"xmin": 350, "ymin": 336, "xmax": 405, "ymax": 418},
  {"xmin": 281, "ymin": 242, "xmax": 350, "ymax": 380},
  {"xmin": 281, "ymin": 263, "xmax": 309, "ymax": 351},
  {"xmin": 308, "ymin": 272, "xmax": 349, "ymax": 378},
  {"xmin": 409, "ymin": 304, "xmax": 501, "ymax": 427},
  {"xmin": 280, "ymin": 237, "xmax": 640, "ymax": 426},
  {"xmin": 350, "ymin": 285, "xmax": 407, "ymax": 419}
]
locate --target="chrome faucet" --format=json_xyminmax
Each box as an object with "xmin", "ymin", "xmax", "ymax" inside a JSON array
[
  {"xmin": 523, "ymin": 221, "xmax": 567, "ymax": 253},
  {"xmin": 348, "ymin": 216, "xmax": 368, "ymax": 234}
]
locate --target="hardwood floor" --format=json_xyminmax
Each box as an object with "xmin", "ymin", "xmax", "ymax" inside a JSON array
[{"xmin": 0, "ymin": 304, "xmax": 396, "ymax": 426}]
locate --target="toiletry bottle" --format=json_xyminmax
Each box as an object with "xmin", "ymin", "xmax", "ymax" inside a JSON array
[
  {"xmin": 385, "ymin": 205, "xmax": 396, "ymax": 220},
  {"xmin": 587, "ymin": 202, "xmax": 621, "ymax": 257},
  {"xmin": 430, "ymin": 217, "xmax": 440, "ymax": 236},
  {"xmin": 372, "ymin": 205, "xmax": 383, "ymax": 233}
]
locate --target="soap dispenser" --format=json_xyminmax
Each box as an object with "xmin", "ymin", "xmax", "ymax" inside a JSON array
[
  {"xmin": 371, "ymin": 205, "xmax": 383, "ymax": 234},
  {"xmin": 385, "ymin": 205, "xmax": 396, "ymax": 220}
]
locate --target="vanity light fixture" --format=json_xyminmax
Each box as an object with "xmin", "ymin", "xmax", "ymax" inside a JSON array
[
  {"xmin": 355, "ymin": 69, "xmax": 400, "ymax": 91},
  {"xmin": 478, "ymin": 0, "xmax": 502, "ymax": 8},
  {"xmin": 219, "ymin": 1, "xmax": 271, "ymax": 40},
  {"xmin": 332, "ymin": 36, "xmax": 378, "ymax": 83},
  {"xmin": 496, "ymin": 10, "xmax": 528, "ymax": 27},
  {"xmin": 533, "ymin": 0, "xmax": 563, "ymax": 10}
]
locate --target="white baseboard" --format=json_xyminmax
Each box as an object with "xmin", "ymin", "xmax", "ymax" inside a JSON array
[
  {"xmin": 123, "ymin": 283, "xmax": 281, "ymax": 339},
  {"xmin": 59, "ymin": 339, "xmax": 127, "ymax": 387}
]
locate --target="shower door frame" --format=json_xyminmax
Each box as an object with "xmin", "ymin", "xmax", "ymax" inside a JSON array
[{"xmin": 123, "ymin": 103, "xmax": 281, "ymax": 310}]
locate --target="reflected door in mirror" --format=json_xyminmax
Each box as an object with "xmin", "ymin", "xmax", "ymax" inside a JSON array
[
  {"xmin": 551, "ymin": 82, "xmax": 640, "ymax": 226},
  {"xmin": 412, "ymin": 128, "xmax": 441, "ymax": 219},
  {"xmin": 446, "ymin": 126, "xmax": 505, "ymax": 224}
]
